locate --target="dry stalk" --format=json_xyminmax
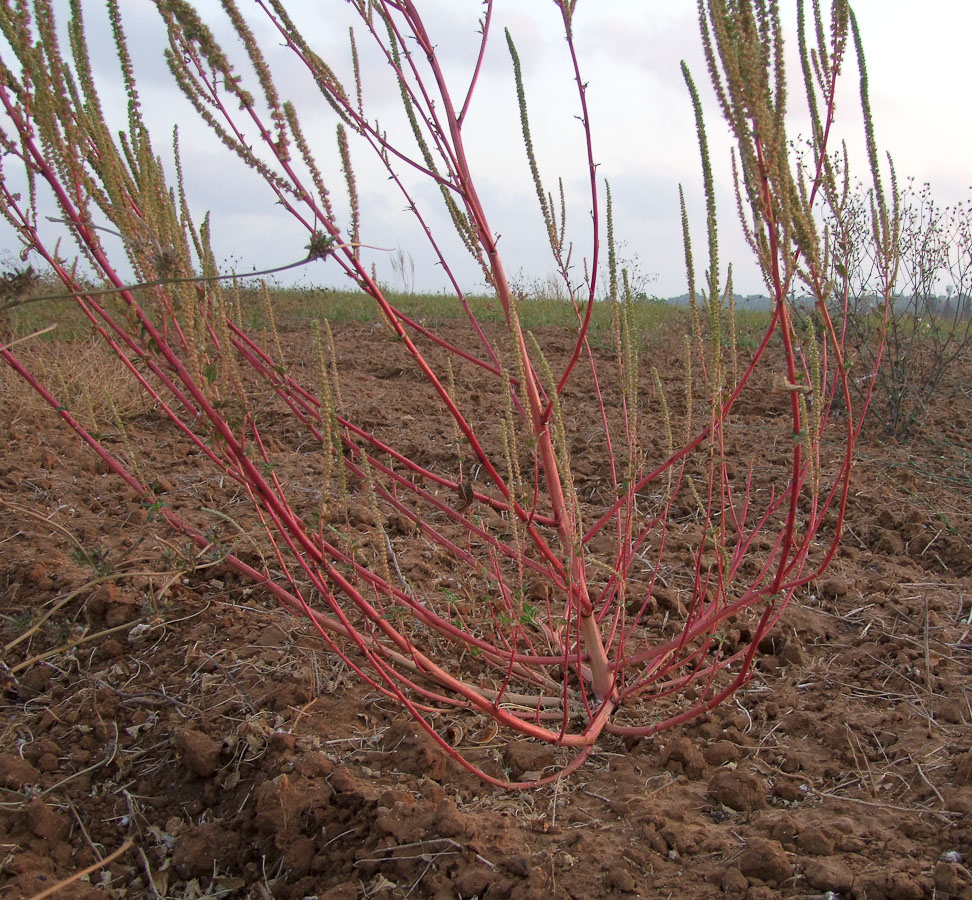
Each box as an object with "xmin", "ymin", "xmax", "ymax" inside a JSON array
[{"xmin": 24, "ymin": 838, "xmax": 134, "ymax": 900}]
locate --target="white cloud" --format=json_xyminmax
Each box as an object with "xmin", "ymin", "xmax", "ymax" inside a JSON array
[{"xmin": 2, "ymin": 2, "xmax": 968, "ymax": 300}]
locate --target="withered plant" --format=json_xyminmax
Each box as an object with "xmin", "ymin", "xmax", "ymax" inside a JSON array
[
  {"xmin": 831, "ymin": 176, "xmax": 972, "ymax": 439},
  {"xmin": 0, "ymin": 1, "xmax": 893, "ymax": 785}
]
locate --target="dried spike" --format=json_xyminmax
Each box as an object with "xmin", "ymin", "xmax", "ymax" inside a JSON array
[
  {"xmin": 336, "ymin": 124, "xmax": 360, "ymax": 262},
  {"xmin": 260, "ymin": 280, "xmax": 284, "ymax": 365}
]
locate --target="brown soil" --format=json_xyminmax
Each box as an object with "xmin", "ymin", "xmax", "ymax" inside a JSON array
[{"xmin": 1, "ymin": 321, "xmax": 970, "ymax": 900}]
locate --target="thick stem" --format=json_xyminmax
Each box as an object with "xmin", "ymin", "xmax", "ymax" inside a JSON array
[{"xmin": 490, "ymin": 255, "xmax": 615, "ymax": 702}]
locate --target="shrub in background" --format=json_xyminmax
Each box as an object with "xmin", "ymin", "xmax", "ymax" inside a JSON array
[{"xmin": 831, "ymin": 178, "xmax": 972, "ymax": 439}]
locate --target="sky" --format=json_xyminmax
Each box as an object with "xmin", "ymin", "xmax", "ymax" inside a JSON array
[{"xmin": 3, "ymin": 1, "xmax": 970, "ymax": 299}]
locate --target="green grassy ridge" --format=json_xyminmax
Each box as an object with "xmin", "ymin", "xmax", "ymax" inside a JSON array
[
  {"xmin": 7, "ymin": 280, "xmax": 772, "ymax": 343},
  {"xmin": 219, "ymin": 285, "xmax": 775, "ymax": 340},
  {"xmin": 259, "ymin": 286, "xmax": 683, "ymax": 330}
]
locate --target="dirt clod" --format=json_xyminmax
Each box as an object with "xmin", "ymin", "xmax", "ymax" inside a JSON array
[
  {"xmin": 173, "ymin": 727, "xmax": 222, "ymax": 777},
  {"xmin": 172, "ymin": 822, "xmax": 241, "ymax": 878},
  {"xmin": 737, "ymin": 837, "xmax": 791, "ymax": 885},
  {"xmin": 721, "ymin": 865, "xmax": 748, "ymax": 895},
  {"xmin": 934, "ymin": 860, "xmax": 965, "ymax": 897},
  {"xmin": 504, "ymin": 740, "xmax": 556, "ymax": 780},
  {"xmin": 795, "ymin": 824, "xmax": 835, "ymax": 856},
  {"xmin": 319, "ymin": 885, "xmax": 358, "ymax": 900},
  {"xmin": 818, "ymin": 576, "xmax": 849, "ymax": 598},
  {"xmin": 707, "ymin": 768, "xmax": 765, "ymax": 812},
  {"xmin": 661, "ymin": 736, "xmax": 706, "ymax": 779},
  {"xmin": 0, "ymin": 753, "xmax": 40, "ymax": 789},
  {"xmin": 23, "ymin": 800, "xmax": 67, "ymax": 846},
  {"xmin": 803, "ymin": 857, "xmax": 855, "ymax": 894},
  {"xmin": 453, "ymin": 863, "xmax": 492, "ymax": 899},
  {"xmin": 605, "ymin": 867, "xmax": 638, "ymax": 893},
  {"xmin": 433, "ymin": 798, "xmax": 467, "ymax": 837},
  {"xmin": 702, "ymin": 739, "xmax": 742, "ymax": 766},
  {"xmin": 854, "ymin": 870, "xmax": 927, "ymax": 900}
]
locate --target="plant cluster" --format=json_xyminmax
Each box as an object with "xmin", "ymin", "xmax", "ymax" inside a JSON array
[
  {"xmin": 831, "ymin": 178, "xmax": 972, "ymax": 438},
  {"xmin": 0, "ymin": 0, "xmax": 891, "ymax": 785}
]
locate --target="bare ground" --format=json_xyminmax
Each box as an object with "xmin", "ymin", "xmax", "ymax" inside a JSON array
[{"xmin": 1, "ymin": 320, "xmax": 970, "ymax": 900}]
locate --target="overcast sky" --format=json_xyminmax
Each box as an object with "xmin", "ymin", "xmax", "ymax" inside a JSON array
[{"xmin": 5, "ymin": 2, "xmax": 970, "ymax": 299}]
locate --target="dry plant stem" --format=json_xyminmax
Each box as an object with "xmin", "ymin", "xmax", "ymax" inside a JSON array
[
  {"xmin": 0, "ymin": 324, "xmax": 55, "ymax": 352},
  {"xmin": 24, "ymin": 837, "xmax": 134, "ymax": 900},
  {"xmin": 2, "ymin": 570, "xmax": 163, "ymax": 656},
  {"xmin": 9, "ymin": 621, "xmax": 142, "ymax": 676}
]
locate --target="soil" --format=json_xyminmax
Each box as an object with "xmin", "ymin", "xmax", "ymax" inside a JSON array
[{"xmin": 1, "ymin": 320, "xmax": 970, "ymax": 900}]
